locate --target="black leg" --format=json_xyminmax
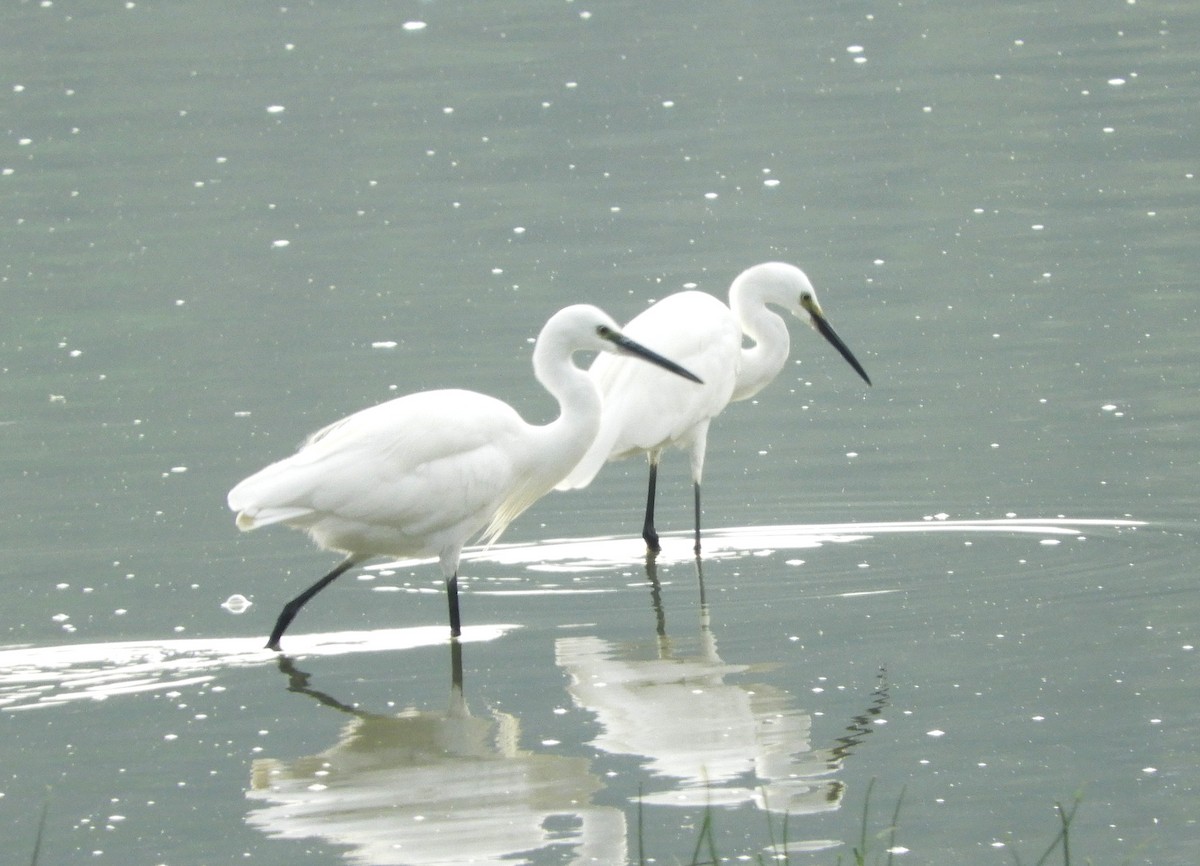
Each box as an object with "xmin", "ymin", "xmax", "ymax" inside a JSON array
[
  {"xmin": 642, "ymin": 461, "xmax": 661, "ymax": 552},
  {"xmin": 692, "ymin": 481, "xmax": 702, "ymax": 554},
  {"xmin": 447, "ymin": 573, "xmax": 462, "ymax": 638},
  {"xmin": 267, "ymin": 557, "xmax": 359, "ymax": 651}
]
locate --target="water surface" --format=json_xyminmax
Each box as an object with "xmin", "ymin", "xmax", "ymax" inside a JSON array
[{"xmin": 2, "ymin": 1, "xmax": 1197, "ymax": 863}]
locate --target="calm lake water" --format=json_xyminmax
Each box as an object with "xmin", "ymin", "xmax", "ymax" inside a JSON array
[{"xmin": 3, "ymin": 1, "xmax": 1198, "ymax": 863}]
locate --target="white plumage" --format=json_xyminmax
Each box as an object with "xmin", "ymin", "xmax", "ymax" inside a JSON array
[
  {"xmin": 557, "ymin": 262, "xmax": 871, "ymax": 553},
  {"xmin": 229, "ymin": 304, "xmax": 701, "ymax": 650}
]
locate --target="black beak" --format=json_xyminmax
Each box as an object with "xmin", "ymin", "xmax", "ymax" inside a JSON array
[
  {"xmin": 810, "ymin": 310, "xmax": 871, "ymax": 386},
  {"xmin": 602, "ymin": 329, "xmax": 704, "ymax": 384}
]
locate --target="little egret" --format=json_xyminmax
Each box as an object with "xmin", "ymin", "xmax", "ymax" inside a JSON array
[
  {"xmin": 556, "ymin": 262, "xmax": 871, "ymax": 553},
  {"xmin": 228, "ymin": 304, "xmax": 702, "ymax": 651}
]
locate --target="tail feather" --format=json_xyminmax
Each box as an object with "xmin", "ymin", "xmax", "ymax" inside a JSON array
[
  {"xmin": 233, "ymin": 505, "xmax": 314, "ymax": 532},
  {"xmin": 227, "ymin": 457, "xmax": 320, "ymax": 531}
]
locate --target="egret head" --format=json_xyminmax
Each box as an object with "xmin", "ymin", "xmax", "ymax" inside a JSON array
[
  {"xmin": 797, "ymin": 289, "xmax": 872, "ymax": 386},
  {"xmin": 735, "ymin": 262, "xmax": 871, "ymax": 387},
  {"xmin": 542, "ymin": 304, "xmax": 703, "ymax": 384}
]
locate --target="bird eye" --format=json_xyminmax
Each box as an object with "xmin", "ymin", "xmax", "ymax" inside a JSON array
[
  {"xmin": 596, "ymin": 325, "xmax": 614, "ymax": 338},
  {"xmin": 800, "ymin": 292, "xmax": 814, "ymax": 304}
]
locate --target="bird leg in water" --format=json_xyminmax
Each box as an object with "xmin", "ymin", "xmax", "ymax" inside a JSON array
[
  {"xmin": 267, "ymin": 556, "xmax": 359, "ymax": 651},
  {"xmin": 446, "ymin": 573, "xmax": 462, "ymax": 638},
  {"xmin": 642, "ymin": 461, "xmax": 661, "ymax": 552},
  {"xmin": 693, "ymin": 482, "xmax": 702, "ymax": 554}
]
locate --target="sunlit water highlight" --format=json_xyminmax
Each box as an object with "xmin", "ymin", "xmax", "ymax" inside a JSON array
[
  {"xmin": 0, "ymin": 625, "xmax": 517, "ymax": 712},
  {"xmin": 368, "ymin": 515, "xmax": 1145, "ymax": 576},
  {"xmin": 1, "ymin": 518, "xmax": 1141, "ymax": 715}
]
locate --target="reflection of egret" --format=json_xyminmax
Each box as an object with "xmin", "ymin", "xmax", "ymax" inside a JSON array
[
  {"xmin": 557, "ymin": 558, "xmax": 887, "ymax": 822},
  {"xmin": 227, "ymin": 304, "xmax": 702, "ymax": 651},
  {"xmin": 248, "ymin": 647, "xmax": 626, "ymax": 866},
  {"xmin": 557, "ymin": 263, "xmax": 871, "ymax": 554}
]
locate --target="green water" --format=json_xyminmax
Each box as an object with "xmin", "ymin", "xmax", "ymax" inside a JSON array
[{"xmin": 3, "ymin": 1, "xmax": 1198, "ymax": 863}]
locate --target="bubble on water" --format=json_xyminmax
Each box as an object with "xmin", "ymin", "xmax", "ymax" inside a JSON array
[
  {"xmin": 221, "ymin": 594, "xmax": 253, "ymax": 614},
  {"xmin": 402, "ymin": 21, "xmax": 427, "ymax": 31}
]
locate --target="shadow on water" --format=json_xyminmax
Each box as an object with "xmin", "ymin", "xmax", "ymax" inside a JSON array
[
  {"xmin": 557, "ymin": 556, "xmax": 888, "ymax": 823},
  {"xmin": 0, "ymin": 517, "xmax": 1140, "ymax": 862},
  {"xmin": 248, "ymin": 645, "xmax": 628, "ymax": 865},
  {"xmin": 241, "ymin": 556, "xmax": 890, "ymax": 865}
]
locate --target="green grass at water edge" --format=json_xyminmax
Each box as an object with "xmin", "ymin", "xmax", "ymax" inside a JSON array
[{"xmin": 663, "ymin": 783, "xmax": 1089, "ymax": 866}]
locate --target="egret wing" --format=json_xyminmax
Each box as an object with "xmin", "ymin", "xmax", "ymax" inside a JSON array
[{"xmin": 228, "ymin": 389, "xmax": 529, "ymax": 555}]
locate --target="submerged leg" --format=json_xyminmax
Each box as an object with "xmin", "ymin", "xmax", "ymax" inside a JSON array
[
  {"xmin": 642, "ymin": 459, "xmax": 661, "ymax": 552},
  {"xmin": 449, "ymin": 636, "xmax": 464, "ymax": 691},
  {"xmin": 643, "ymin": 553, "xmax": 667, "ymax": 638},
  {"xmin": 692, "ymin": 481, "xmax": 702, "ymax": 554},
  {"xmin": 267, "ymin": 556, "xmax": 359, "ymax": 651},
  {"xmin": 446, "ymin": 572, "xmax": 462, "ymax": 638}
]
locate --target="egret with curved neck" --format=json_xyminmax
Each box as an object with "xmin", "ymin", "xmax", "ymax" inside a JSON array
[
  {"xmin": 557, "ymin": 262, "xmax": 871, "ymax": 554},
  {"xmin": 228, "ymin": 304, "xmax": 702, "ymax": 651}
]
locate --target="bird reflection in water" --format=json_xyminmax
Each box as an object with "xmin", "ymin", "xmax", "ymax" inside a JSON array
[
  {"xmin": 246, "ymin": 644, "xmax": 626, "ymax": 866},
  {"xmin": 556, "ymin": 557, "xmax": 888, "ymax": 820}
]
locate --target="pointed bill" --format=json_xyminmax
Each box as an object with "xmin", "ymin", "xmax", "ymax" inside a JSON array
[
  {"xmin": 802, "ymin": 297, "xmax": 871, "ymax": 386},
  {"xmin": 600, "ymin": 327, "xmax": 704, "ymax": 384}
]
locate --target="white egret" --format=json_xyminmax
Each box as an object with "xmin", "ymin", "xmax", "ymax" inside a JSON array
[
  {"xmin": 556, "ymin": 262, "xmax": 870, "ymax": 554},
  {"xmin": 228, "ymin": 304, "xmax": 702, "ymax": 651}
]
